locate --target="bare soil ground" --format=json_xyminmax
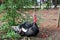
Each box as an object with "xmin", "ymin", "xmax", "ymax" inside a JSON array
[{"xmin": 35, "ymin": 9, "xmax": 60, "ymax": 40}]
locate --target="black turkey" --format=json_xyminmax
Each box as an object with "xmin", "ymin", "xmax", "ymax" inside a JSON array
[
  {"xmin": 19, "ymin": 22, "xmax": 39, "ymax": 37},
  {"xmin": 11, "ymin": 13, "xmax": 39, "ymax": 37}
]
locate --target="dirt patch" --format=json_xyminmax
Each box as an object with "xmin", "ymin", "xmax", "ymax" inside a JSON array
[
  {"xmin": 37, "ymin": 9, "xmax": 59, "ymax": 28},
  {"xmin": 36, "ymin": 9, "xmax": 60, "ymax": 40}
]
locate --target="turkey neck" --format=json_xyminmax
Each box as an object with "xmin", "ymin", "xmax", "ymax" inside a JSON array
[{"xmin": 33, "ymin": 13, "xmax": 37, "ymax": 23}]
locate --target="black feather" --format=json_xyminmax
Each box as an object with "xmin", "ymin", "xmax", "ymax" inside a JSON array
[{"xmin": 12, "ymin": 22, "xmax": 39, "ymax": 37}]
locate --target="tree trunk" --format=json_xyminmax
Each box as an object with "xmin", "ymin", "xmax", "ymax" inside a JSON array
[
  {"xmin": 58, "ymin": 8, "xmax": 60, "ymax": 28},
  {"xmin": 54, "ymin": 0, "xmax": 57, "ymax": 8},
  {"xmin": 0, "ymin": 0, "xmax": 2, "ymax": 5},
  {"xmin": 58, "ymin": 14, "xmax": 60, "ymax": 28}
]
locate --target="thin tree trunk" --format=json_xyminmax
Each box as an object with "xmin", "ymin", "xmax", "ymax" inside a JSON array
[
  {"xmin": 58, "ymin": 14, "xmax": 60, "ymax": 28},
  {"xmin": 58, "ymin": 8, "xmax": 60, "ymax": 28},
  {"xmin": 0, "ymin": 0, "xmax": 2, "ymax": 5},
  {"xmin": 54, "ymin": 0, "xmax": 57, "ymax": 8}
]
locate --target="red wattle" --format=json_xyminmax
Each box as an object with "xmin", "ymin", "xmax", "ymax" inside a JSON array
[{"xmin": 33, "ymin": 14, "xmax": 37, "ymax": 23}]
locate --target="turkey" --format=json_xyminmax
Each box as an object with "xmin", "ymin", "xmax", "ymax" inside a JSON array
[
  {"xmin": 11, "ymin": 13, "xmax": 39, "ymax": 37},
  {"xmin": 19, "ymin": 22, "xmax": 39, "ymax": 37}
]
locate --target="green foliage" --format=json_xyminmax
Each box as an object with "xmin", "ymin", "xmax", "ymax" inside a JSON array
[
  {"xmin": 2, "ymin": 0, "xmax": 34, "ymax": 26},
  {"xmin": 6, "ymin": 8, "xmax": 17, "ymax": 26},
  {"xmin": 2, "ymin": 30, "xmax": 20, "ymax": 39},
  {"xmin": 0, "ymin": 4, "xmax": 5, "ymax": 10},
  {"xmin": 3, "ymin": 0, "xmax": 34, "ymax": 10},
  {"xmin": 0, "ymin": 4, "xmax": 6, "ymax": 13},
  {"xmin": 45, "ymin": 0, "xmax": 51, "ymax": 9},
  {"xmin": 57, "ymin": 0, "xmax": 60, "ymax": 4},
  {"xmin": 0, "ymin": 23, "xmax": 9, "ymax": 31},
  {"xmin": 0, "ymin": 14, "xmax": 7, "ymax": 22},
  {"xmin": 0, "ymin": 23, "xmax": 21, "ymax": 39},
  {"xmin": 0, "ymin": 0, "xmax": 34, "ymax": 40}
]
